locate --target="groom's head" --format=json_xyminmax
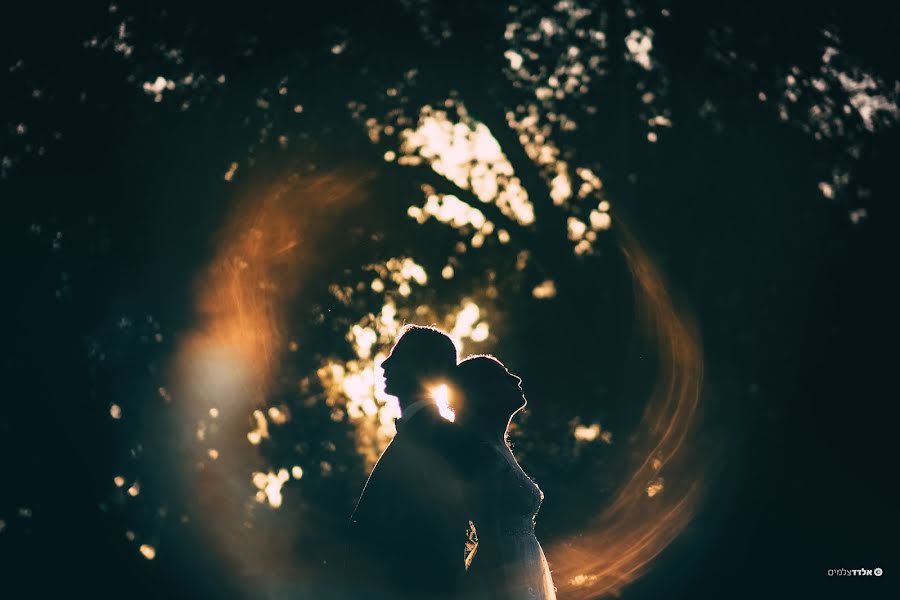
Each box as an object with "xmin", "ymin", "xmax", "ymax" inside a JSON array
[{"xmin": 381, "ymin": 325, "xmax": 458, "ymax": 407}]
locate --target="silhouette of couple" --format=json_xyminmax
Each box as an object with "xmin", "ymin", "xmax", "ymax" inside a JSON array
[{"xmin": 345, "ymin": 325, "xmax": 557, "ymax": 600}]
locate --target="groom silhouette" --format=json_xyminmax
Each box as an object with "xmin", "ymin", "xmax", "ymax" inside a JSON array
[{"xmin": 345, "ymin": 325, "xmax": 466, "ymax": 599}]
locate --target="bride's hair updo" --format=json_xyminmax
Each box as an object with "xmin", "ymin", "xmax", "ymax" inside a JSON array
[{"xmin": 453, "ymin": 355, "xmax": 525, "ymax": 429}]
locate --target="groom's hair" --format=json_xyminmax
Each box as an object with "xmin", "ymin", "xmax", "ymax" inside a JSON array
[{"xmin": 391, "ymin": 324, "xmax": 458, "ymax": 385}]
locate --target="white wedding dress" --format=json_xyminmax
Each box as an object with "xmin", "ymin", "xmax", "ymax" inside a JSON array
[{"xmin": 464, "ymin": 443, "xmax": 557, "ymax": 600}]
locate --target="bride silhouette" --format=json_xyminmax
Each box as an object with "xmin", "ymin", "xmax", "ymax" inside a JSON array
[{"xmin": 454, "ymin": 355, "xmax": 557, "ymax": 600}]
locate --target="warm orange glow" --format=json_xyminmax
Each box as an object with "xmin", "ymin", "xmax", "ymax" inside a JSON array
[
  {"xmin": 429, "ymin": 383, "xmax": 456, "ymax": 422},
  {"xmin": 170, "ymin": 170, "xmax": 368, "ymax": 592},
  {"xmin": 548, "ymin": 226, "xmax": 704, "ymax": 600}
]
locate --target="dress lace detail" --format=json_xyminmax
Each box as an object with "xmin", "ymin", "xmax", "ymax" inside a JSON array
[
  {"xmin": 498, "ymin": 517, "xmax": 536, "ymax": 538},
  {"xmin": 466, "ymin": 444, "xmax": 557, "ymax": 600}
]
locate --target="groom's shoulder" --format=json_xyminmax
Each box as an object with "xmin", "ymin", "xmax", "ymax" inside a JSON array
[{"xmin": 430, "ymin": 417, "xmax": 468, "ymax": 445}]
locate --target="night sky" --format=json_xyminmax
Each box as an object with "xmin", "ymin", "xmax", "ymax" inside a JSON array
[{"xmin": 1, "ymin": 2, "xmax": 894, "ymax": 599}]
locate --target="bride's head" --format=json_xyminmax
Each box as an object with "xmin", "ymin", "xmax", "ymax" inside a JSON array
[{"xmin": 453, "ymin": 355, "xmax": 526, "ymax": 435}]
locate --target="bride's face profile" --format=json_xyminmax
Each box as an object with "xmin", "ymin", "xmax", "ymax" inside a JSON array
[{"xmin": 501, "ymin": 371, "xmax": 527, "ymax": 415}]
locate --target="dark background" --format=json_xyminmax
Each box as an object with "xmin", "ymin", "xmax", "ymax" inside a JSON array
[{"xmin": 1, "ymin": 1, "xmax": 893, "ymax": 598}]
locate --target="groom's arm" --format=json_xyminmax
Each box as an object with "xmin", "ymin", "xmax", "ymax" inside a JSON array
[{"xmin": 346, "ymin": 449, "xmax": 403, "ymax": 590}]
